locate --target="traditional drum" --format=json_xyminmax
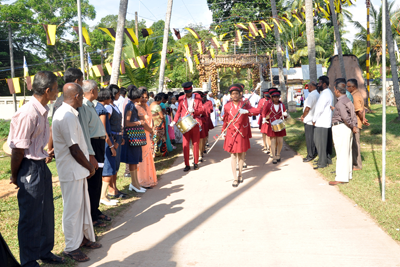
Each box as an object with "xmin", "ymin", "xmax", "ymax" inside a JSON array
[
  {"xmin": 271, "ymin": 119, "xmax": 285, "ymax": 132},
  {"xmin": 176, "ymin": 114, "xmax": 198, "ymax": 134}
]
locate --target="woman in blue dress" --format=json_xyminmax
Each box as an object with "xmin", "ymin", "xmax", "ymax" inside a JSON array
[
  {"xmin": 121, "ymin": 85, "xmax": 147, "ymax": 193},
  {"xmin": 159, "ymin": 93, "xmax": 173, "ymax": 153}
]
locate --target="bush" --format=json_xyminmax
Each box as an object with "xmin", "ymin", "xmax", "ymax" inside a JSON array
[{"xmin": 0, "ymin": 120, "xmax": 10, "ymax": 138}]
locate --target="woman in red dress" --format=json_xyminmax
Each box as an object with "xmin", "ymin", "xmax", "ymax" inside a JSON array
[
  {"xmin": 261, "ymin": 90, "xmax": 288, "ymax": 164},
  {"xmin": 222, "ymin": 84, "xmax": 259, "ymax": 187}
]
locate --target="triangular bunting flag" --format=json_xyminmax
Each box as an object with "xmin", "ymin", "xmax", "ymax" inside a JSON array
[
  {"xmin": 99, "ymin": 28, "xmax": 116, "ymax": 41},
  {"xmin": 43, "ymin": 24, "xmax": 57, "ymax": 45},
  {"xmin": 141, "ymin": 28, "xmax": 154, "ymax": 38},
  {"xmin": 124, "ymin": 28, "xmax": 138, "ymax": 45},
  {"xmin": 26, "ymin": 75, "xmax": 34, "ymax": 91},
  {"xmin": 7, "ymin": 77, "xmax": 21, "ymax": 94},
  {"xmin": 73, "ymin": 26, "xmax": 91, "ymax": 46},
  {"xmin": 184, "ymin": 27, "xmax": 201, "ymax": 39},
  {"xmin": 92, "ymin": 65, "xmax": 105, "ymax": 77}
]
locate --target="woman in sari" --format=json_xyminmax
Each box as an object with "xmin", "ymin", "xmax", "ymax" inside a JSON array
[
  {"xmin": 150, "ymin": 94, "xmax": 168, "ymax": 157},
  {"xmin": 135, "ymin": 88, "xmax": 158, "ymax": 188},
  {"xmin": 160, "ymin": 94, "xmax": 174, "ymax": 152}
]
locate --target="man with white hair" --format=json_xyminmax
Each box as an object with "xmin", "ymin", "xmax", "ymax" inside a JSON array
[{"xmin": 78, "ymin": 80, "xmax": 110, "ymax": 227}]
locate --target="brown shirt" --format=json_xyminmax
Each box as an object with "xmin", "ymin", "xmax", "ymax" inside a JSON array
[
  {"xmin": 332, "ymin": 95, "xmax": 358, "ymax": 129},
  {"xmin": 351, "ymin": 89, "xmax": 364, "ymax": 129}
]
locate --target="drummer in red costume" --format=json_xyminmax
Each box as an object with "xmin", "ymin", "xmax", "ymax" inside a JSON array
[
  {"xmin": 258, "ymin": 88, "xmax": 277, "ymax": 153},
  {"xmin": 222, "ymin": 84, "xmax": 259, "ymax": 187},
  {"xmin": 171, "ymin": 82, "xmax": 203, "ymax": 171},
  {"xmin": 261, "ymin": 90, "xmax": 288, "ymax": 164}
]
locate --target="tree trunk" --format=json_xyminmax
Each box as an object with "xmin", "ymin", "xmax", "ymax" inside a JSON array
[
  {"xmin": 110, "ymin": 0, "xmax": 128, "ymax": 85},
  {"xmin": 271, "ymin": 0, "xmax": 286, "ymax": 105},
  {"xmin": 305, "ymin": 0, "xmax": 317, "ymax": 82},
  {"xmin": 385, "ymin": 0, "xmax": 400, "ymax": 119},
  {"xmin": 329, "ymin": 0, "xmax": 346, "ymax": 80},
  {"xmin": 158, "ymin": 0, "xmax": 174, "ymax": 92}
]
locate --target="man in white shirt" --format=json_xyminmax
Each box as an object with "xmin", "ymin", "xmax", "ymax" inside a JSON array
[
  {"xmin": 53, "ymin": 83, "xmax": 101, "ymax": 262},
  {"xmin": 312, "ymin": 76, "xmax": 334, "ymax": 169},
  {"xmin": 206, "ymin": 91, "xmax": 217, "ymax": 127},
  {"xmin": 301, "ymin": 81, "xmax": 319, "ymax": 162}
]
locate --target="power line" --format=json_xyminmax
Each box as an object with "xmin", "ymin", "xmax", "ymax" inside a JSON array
[
  {"xmin": 181, "ymin": 0, "xmax": 197, "ymax": 24},
  {"xmin": 138, "ymin": 0, "xmax": 158, "ymax": 21}
]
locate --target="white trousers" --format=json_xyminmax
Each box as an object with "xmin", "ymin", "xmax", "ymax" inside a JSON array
[
  {"xmin": 332, "ymin": 124, "xmax": 353, "ymax": 182},
  {"xmin": 60, "ymin": 178, "xmax": 95, "ymax": 252}
]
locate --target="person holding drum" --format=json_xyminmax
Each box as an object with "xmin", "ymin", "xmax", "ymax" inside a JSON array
[
  {"xmin": 261, "ymin": 90, "xmax": 288, "ymax": 164},
  {"xmin": 170, "ymin": 82, "xmax": 203, "ymax": 172},
  {"xmin": 222, "ymin": 84, "xmax": 259, "ymax": 187}
]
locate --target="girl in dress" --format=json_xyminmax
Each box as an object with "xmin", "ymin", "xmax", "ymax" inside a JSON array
[
  {"xmin": 261, "ymin": 90, "xmax": 288, "ymax": 164},
  {"xmin": 222, "ymin": 84, "xmax": 259, "ymax": 187}
]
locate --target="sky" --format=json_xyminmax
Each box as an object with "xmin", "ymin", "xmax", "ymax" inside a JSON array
[{"xmin": 87, "ymin": 0, "xmax": 393, "ymax": 50}]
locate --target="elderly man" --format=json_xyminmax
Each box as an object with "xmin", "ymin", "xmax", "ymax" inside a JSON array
[
  {"xmin": 78, "ymin": 80, "xmax": 109, "ymax": 227},
  {"xmin": 347, "ymin": 79, "xmax": 369, "ymax": 171},
  {"xmin": 313, "ymin": 76, "xmax": 334, "ymax": 169},
  {"xmin": 329, "ymin": 79, "xmax": 358, "ymax": 185},
  {"xmin": 8, "ymin": 71, "xmax": 65, "ymax": 266},
  {"xmin": 301, "ymin": 81, "xmax": 320, "ymax": 162},
  {"xmin": 53, "ymin": 83, "xmax": 101, "ymax": 262}
]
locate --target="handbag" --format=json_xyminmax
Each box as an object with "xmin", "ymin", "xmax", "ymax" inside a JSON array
[{"xmin": 125, "ymin": 125, "xmax": 147, "ymax": 146}]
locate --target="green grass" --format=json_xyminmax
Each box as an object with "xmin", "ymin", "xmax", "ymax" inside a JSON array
[
  {"xmin": 0, "ymin": 144, "xmax": 182, "ymax": 266},
  {"xmin": 285, "ymin": 104, "xmax": 400, "ymax": 241}
]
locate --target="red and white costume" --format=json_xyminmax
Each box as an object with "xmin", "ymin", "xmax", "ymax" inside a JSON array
[
  {"xmin": 174, "ymin": 93, "xmax": 203, "ymax": 165},
  {"xmin": 261, "ymin": 101, "xmax": 287, "ymax": 137},
  {"xmin": 222, "ymin": 100, "xmax": 259, "ymax": 153}
]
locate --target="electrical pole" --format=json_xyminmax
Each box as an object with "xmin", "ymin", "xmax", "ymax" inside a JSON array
[
  {"xmin": 158, "ymin": 0, "xmax": 173, "ymax": 92},
  {"xmin": 9, "ymin": 25, "xmax": 17, "ymax": 112},
  {"xmin": 329, "ymin": 0, "xmax": 346, "ymax": 80},
  {"xmin": 135, "ymin": 12, "xmax": 139, "ymax": 41},
  {"xmin": 77, "ymin": 0, "xmax": 85, "ymax": 74}
]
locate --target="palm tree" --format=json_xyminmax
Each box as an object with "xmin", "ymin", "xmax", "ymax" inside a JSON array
[{"xmin": 305, "ymin": 0, "xmax": 317, "ymax": 82}]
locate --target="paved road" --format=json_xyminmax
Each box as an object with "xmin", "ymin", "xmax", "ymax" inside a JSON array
[{"xmin": 79, "ymin": 127, "xmax": 400, "ymax": 267}]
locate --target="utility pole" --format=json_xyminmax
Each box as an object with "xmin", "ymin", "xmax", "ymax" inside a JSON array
[
  {"xmin": 110, "ymin": 0, "xmax": 129, "ymax": 85},
  {"xmin": 77, "ymin": 0, "xmax": 85, "ymax": 74},
  {"xmin": 100, "ymin": 46, "xmax": 104, "ymax": 84},
  {"xmin": 381, "ymin": 0, "xmax": 387, "ymax": 201},
  {"xmin": 329, "ymin": 0, "xmax": 346, "ymax": 80},
  {"xmin": 135, "ymin": 12, "xmax": 139, "ymax": 41},
  {"xmin": 234, "ymin": 43, "xmax": 236, "ymax": 55},
  {"xmin": 9, "ymin": 25, "xmax": 17, "ymax": 112},
  {"xmin": 158, "ymin": 0, "xmax": 173, "ymax": 92}
]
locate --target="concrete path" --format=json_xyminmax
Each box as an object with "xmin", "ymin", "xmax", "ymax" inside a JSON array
[{"xmin": 80, "ymin": 127, "xmax": 400, "ymax": 267}]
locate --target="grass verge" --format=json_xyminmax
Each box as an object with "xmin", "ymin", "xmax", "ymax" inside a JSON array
[
  {"xmin": 285, "ymin": 104, "xmax": 400, "ymax": 242},
  {"xmin": 0, "ymin": 143, "xmax": 182, "ymax": 266}
]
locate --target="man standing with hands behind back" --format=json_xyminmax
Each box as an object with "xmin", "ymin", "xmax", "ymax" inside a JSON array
[
  {"xmin": 8, "ymin": 71, "xmax": 65, "ymax": 266},
  {"xmin": 53, "ymin": 83, "xmax": 101, "ymax": 262},
  {"xmin": 329, "ymin": 79, "xmax": 358, "ymax": 185}
]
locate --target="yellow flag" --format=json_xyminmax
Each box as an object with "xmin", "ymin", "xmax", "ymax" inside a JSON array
[{"xmin": 43, "ymin": 25, "xmax": 57, "ymax": 45}]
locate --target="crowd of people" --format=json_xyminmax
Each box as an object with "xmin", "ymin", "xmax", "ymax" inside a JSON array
[
  {"xmin": 300, "ymin": 75, "xmax": 369, "ymax": 186},
  {"xmin": 7, "ymin": 68, "xmax": 221, "ymax": 265},
  {"xmin": 6, "ymin": 66, "xmax": 368, "ymax": 266}
]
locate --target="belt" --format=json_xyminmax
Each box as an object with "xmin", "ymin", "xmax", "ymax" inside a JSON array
[
  {"xmin": 111, "ymin": 131, "xmax": 123, "ymax": 136},
  {"xmin": 92, "ymin": 136, "xmax": 105, "ymax": 139},
  {"xmin": 332, "ymin": 121, "xmax": 343, "ymax": 126}
]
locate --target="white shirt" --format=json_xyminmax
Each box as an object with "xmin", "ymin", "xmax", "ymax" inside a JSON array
[
  {"xmin": 222, "ymin": 94, "xmax": 230, "ymax": 106},
  {"xmin": 105, "ymin": 104, "xmax": 121, "ymax": 116},
  {"xmin": 52, "ymin": 102, "xmax": 90, "ymax": 182},
  {"xmin": 114, "ymin": 96, "xmax": 125, "ymax": 114},
  {"xmin": 186, "ymin": 95, "xmax": 194, "ymax": 110},
  {"xmin": 303, "ymin": 90, "xmax": 320, "ymax": 125},
  {"xmin": 313, "ymin": 88, "xmax": 334, "ymax": 128}
]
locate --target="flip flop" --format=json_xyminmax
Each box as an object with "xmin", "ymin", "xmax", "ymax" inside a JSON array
[
  {"xmin": 98, "ymin": 214, "xmax": 112, "ymax": 221},
  {"xmin": 80, "ymin": 241, "xmax": 102, "ymax": 249},
  {"xmin": 92, "ymin": 220, "xmax": 107, "ymax": 227},
  {"xmin": 63, "ymin": 249, "xmax": 89, "ymax": 262}
]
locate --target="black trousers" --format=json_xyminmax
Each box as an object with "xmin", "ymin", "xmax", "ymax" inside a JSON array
[
  {"xmin": 0, "ymin": 232, "xmax": 20, "ymax": 267},
  {"xmin": 314, "ymin": 127, "xmax": 333, "ymax": 168},
  {"xmin": 88, "ymin": 138, "xmax": 105, "ymax": 222},
  {"xmin": 304, "ymin": 123, "xmax": 317, "ymax": 160},
  {"xmin": 17, "ymin": 158, "xmax": 54, "ymax": 267}
]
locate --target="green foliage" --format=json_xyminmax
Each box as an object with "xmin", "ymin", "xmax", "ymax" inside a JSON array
[{"xmin": 0, "ymin": 120, "xmax": 10, "ymax": 138}]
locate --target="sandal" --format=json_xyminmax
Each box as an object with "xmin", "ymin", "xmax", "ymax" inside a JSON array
[
  {"xmin": 92, "ymin": 220, "xmax": 107, "ymax": 227},
  {"xmin": 63, "ymin": 249, "xmax": 89, "ymax": 262},
  {"xmin": 238, "ymin": 176, "xmax": 243, "ymax": 183},
  {"xmin": 232, "ymin": 180, "xmax": 239, "ymax": 187},
  {"xmin": 98, "ymin": 214, "xmax": 112, "ymax": 221},
  {"xmin": 80, "ymin": 240, "xmax": 102, "ymax": 249},
  {"xmin": 40, "ymin": 253, "xmax": 65, "ymax": 264}
]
